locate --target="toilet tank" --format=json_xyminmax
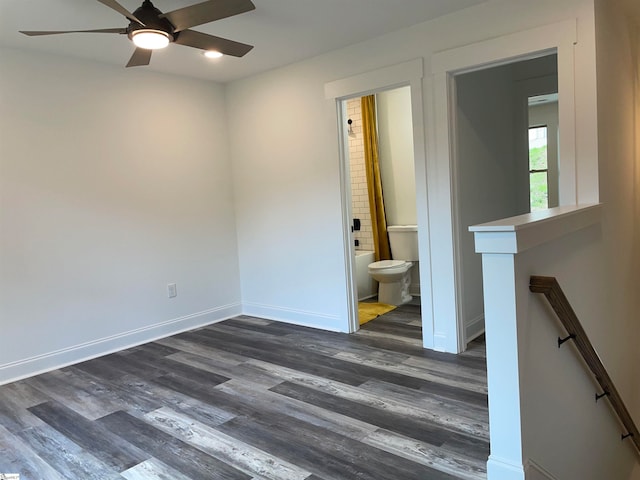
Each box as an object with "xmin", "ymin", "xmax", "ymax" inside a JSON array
[{"xmin": 388, "ymin": 225, "xmax": 419, "ymax": 261}]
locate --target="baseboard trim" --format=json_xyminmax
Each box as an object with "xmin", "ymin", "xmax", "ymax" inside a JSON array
[
  {"xmin": 466, "ymin": 314, "xmax": 485, "ymax": 342},
  {"xmin": 525, "ymin": 458, "xmax": 558, "ymax": 480},
  {"xmin": 358, "ymin": 294, "xmax": 377, "ymax": 301},
  {"xmin": 0, "ymin": 303, "xmax": 242, "ymax": 385},
  {"xmin": 242, "ymin": 302, "xmax": 344, "ymax": 332},
  {"xmin": 487, "ymin": 455, "xmax": 526, "ymax": 480}
]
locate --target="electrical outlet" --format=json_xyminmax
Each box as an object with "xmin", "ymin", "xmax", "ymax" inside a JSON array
[{"xmin": 167, "ymin": 283, "xmax": 177, "ymax": 298}]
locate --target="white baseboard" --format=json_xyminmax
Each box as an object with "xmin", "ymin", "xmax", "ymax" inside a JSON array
[
  {"xmin": 358, "ymin": 294, "xmax": 378, "ymax": 301},
  {"xmin": 466, "ymin": 314, "xmax": 485, "ymax": 342},
  {"xmin": 432, "ymin": 332, "xmax": 449, "ymax": 352},
  {"xmin": 525, "ymin": 459, "xmax": 558, "ymax": 480},
  {"xmin": 0, "ymin": 303, "xmax": 242, "ymax": 386},
  {"xmin": 487, "ymin": 455, "xmax": 526, "ymax": 480},
  {"xmin": 242, "ymin": 302, "xmax": 344, "ymax": 332}
]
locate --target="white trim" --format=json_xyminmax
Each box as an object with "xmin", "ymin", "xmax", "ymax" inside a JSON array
[
  {"xmin": 432, "ymin": 331, "xmax": 449, "ymax": 353},
  {"xmin": 426, "ymin": 18, "xmax": 579, "ymax": 354},
  {"xmin": 0, "ymin": 303, "xmax": 242, "ymax": 385},
  {"xmin": 431, "ymin": 20, "xmax": 577, "ymax": 75},
  {"xmin": 469, "ymin": 204, "xmax": 601, "ymax": 254},
  {"xmin": 335, "ymin": 98, "xmax": 359, "ymax": 333},
  {"xmin": 324, "ymin": 59, "xmax": 423, "ymax": 99},
  {"xmin": 487, "ymin": 455, "xmax": 526, "ymax": 480},
  {"xmin": 242, "ymin": 302, "xmax": 343, "ymax": 332},
  {"xmin": 465, "ymin": 314, "xmax": 485, "ymax": 343},
  {"xmin": 435, "ymin": 19, "xmax": 578, "ymax": 204},
  {"xmin": 525, "ymin": 459, "xmax": 559, "ymax": 480},
  {"xmin": 482, "ymin": 254, "xmax": 526, "ymax": 479},
  {"xmin": 447, "ymin": 71, "xmax": 466, "ymax": 353},
  {"xmin": 324, "ymin": 59, "xmax": 435, "ymax": 347},
  {"xmin": 427, "ymin": 71, "xmax": 460, "ymax": 353}
]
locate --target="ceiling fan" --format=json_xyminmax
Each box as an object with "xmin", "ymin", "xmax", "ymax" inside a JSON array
[{"xmin": 19, "ymin": 0, "xmax": 255, "ymax": 67}]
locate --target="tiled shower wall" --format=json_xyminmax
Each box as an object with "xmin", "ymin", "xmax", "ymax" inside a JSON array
[{"xmin": 347, "ymin": 98, "xmax": 374, "ymax": 252}]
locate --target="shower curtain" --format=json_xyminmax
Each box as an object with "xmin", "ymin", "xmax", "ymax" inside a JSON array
[{"xmin": 361, "ymin": 95, "xmax": 391, "ymax": 262}]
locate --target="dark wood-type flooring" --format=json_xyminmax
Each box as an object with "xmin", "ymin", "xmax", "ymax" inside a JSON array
[{"xmin": 0, "ymin": 301, "xmax": 489, "ymax": 479}]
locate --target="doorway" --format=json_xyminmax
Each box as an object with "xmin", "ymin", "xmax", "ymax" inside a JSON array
[
  {"xmin": 324, "ymin": 59, "xmax": 432, "ymax": 344},
  {"xmin": 452, "ymin": 53, "xmax": 559, "ymax": 348},
  {"xmin": 343, "ymin": 87, "xmax": 421, "ymax": 331}
]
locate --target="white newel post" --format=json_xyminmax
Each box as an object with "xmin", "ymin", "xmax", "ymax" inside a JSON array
[
  {"xmin": 478, "ymin": 252, "xmax": 526, "ymax": 479},
  {"xmin": 469, "ymin": 205, "xmax": 601, "ymax": 480}
]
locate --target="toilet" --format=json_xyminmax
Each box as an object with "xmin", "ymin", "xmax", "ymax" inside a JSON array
[{"xmin": 367, "ymin": 225, "xmax": 418, "ymax": 306}]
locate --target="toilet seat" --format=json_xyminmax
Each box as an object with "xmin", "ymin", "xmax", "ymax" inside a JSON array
[{"xmin": 368, "ymin": 260, "xmax": 409, "ymax": 272}]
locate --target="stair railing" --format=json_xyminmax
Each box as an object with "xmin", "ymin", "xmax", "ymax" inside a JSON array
[{"xmin": 529, "ymin": 275, "xmax": 640, "ymax": 454}]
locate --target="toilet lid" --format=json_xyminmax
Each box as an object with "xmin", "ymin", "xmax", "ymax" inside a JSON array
[{"xmin": 368, "ymin": 260, "xmax": 406, "ymax": 271}]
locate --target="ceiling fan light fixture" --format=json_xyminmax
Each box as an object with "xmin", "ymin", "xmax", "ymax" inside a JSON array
[
  {"xmin": 19, "ymin": 0, "xmax": 256, "ymax": 67},
  {"xmin": 204, "ymin": 50, "xmax": 223, "ymax": 59},
  {"xmin": 131, "ymin": 29, "xmax": 172, "ymax": 49}
]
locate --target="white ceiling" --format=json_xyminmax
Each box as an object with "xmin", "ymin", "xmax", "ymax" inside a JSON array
[{"xmin": 0, "ymin": 0, "xmax": 489, "ymax": 83}]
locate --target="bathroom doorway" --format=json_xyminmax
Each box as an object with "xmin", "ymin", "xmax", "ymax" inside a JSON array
[{"xmin": 342, "ymin": 86, "xmax": 422, "ymax": 333}]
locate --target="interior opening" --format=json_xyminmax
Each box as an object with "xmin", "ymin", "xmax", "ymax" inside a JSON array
[
  {"xmin": 453, "ymin": 53, "xmax": 559, "ymax": 348},
  {"xmin": 342, "ymin": 86, "xmax": 421, "ymax": 332}
]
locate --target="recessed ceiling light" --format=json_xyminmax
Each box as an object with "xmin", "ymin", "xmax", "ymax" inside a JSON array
[{"xmin": 204, "ymin": 50, "xmax": 223, "ymax": 59}]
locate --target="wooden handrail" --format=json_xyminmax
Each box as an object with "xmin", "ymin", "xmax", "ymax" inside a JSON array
[{"xmin": 529, "ymin": 275, "xmax": 640, "ymax": 454}]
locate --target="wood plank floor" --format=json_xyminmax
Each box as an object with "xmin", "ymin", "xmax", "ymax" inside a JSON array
[{"xmin": 0, "ymin": 303, "xmax": 489, "ymax": 479}]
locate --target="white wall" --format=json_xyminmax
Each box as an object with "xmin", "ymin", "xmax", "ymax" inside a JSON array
[
  {"xmin": 226, "ymin": 0, "xmax": 601, "ymax": 345},
  {"xmin": 594, "ymin": 0, "xmax": 640, "ymax": 423},
  {"xmin": 227, "ymin": 67, "xmax": 348, "ymax": 330},
  {"xmin": 0, "ymin": 48, "xmax": 242, "ymax": 383},
  {"xmin": 634, "ymin": 10, "xmax": 640, "ymax": 439},
  {"xmin": 455, "ymin": 63, "xmax": 521, "ymax": 342},
  {"xmin": 376, "ymin": 86, "xmax": 416, "ymax": 227},
  {"xmin": 518, "ymin": 227, "xmax": 638, "ymax": 480},
  {"xmin": 377, "ymin": 86, "xmax": 420, "ymax": 295}
]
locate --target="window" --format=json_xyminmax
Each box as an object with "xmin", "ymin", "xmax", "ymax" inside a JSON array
[{"xmin": 528, "ymin": 126, "xmax": 548, "ymax": 211}]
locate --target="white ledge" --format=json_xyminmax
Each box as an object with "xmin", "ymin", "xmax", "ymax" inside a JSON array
[{"xmin": 469, "ymin": 204, "xmax": 601, "ymax": 254}]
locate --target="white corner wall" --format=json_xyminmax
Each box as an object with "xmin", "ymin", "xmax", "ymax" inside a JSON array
[
  {"xmin": 224, "ymin": 65, "xmax": 349, "ymax": 331},
  {"xmin": 0, "ymin": 48, "xmax": 242, "ymax": 383}
]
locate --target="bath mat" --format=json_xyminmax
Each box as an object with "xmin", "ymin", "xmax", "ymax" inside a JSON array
[{"xmin": 358, "ymin": 302, "xmax": 396, "ymax": 325}]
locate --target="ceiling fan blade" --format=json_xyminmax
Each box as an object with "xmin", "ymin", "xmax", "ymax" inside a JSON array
[
  {"xmin": 95, "ymin": 0, "xmax": 145, "ymax": 26},
  {"xmin": 174, "ymin": 29, "xmax": 253, "ymax": 57},
  {"xmin": 161, "ymin": 0, "xmax": 255, "ymax": 33},
  {"xmin": 126, "ymin": 48, "xmax": 152, "ymax": 67},
  {"xmin": 20, "ymin": 28, "xmax": 127, "ymax": 36}
]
